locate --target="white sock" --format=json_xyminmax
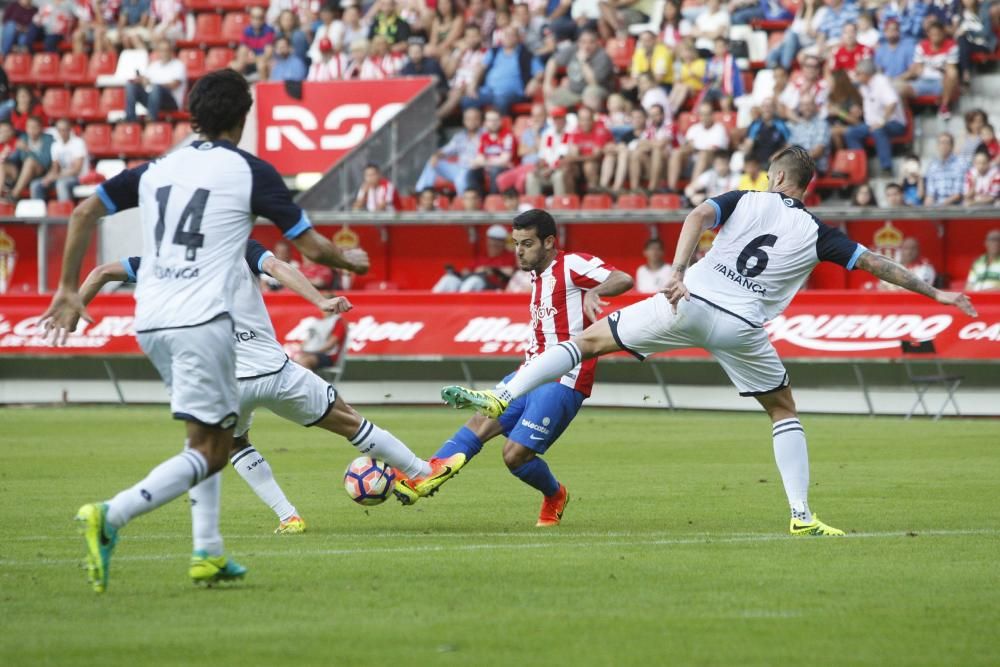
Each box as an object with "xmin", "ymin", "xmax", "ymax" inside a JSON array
[
  {"xmin": 350, "ymin": 418, "xmax": 430, "ymax": 479},
  {"xmin": 105, "ymin": 448, "xmax": 209, "ymax": 529},
  {"xmin": 772, "ymin": 418, "xmax": 812, "ymax": 522},
  {"xmin": 189, "ymin": 471, "xmax": 223, "ymax": 556},
  {"xmin": 230, "ymin": 444, "xmax": 297, "ymax": 521},
  {"xmin": 497, "ymin": 341, "xmax": 581, "ymax": 401}
]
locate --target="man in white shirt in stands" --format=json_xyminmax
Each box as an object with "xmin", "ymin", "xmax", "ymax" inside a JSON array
[
  {"xmin": 684, "ymin": 150, "xmax": 739, "ymax": 206},
  {"xmin": 635, "ymin": 237, "xmax": 672, "ymax": 293},
  {"xmin": 30, "ymin": 118, "xmax": 89, "ymax": 202},
  {"xmin": 667, "ymin": 101, "xmax": 730, "ymax": 191},
  {"xmin": 125, "ymin": 38, "xmax": 187, "ymax": 122}
]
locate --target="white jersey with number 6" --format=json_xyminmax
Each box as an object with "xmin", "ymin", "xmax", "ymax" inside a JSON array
[
  {"xmin": 686, "ymin": 190, "xmax": 866, "ymax": 327},
  {"xmin": 96, "ymin": 140, "xmax": 312, "ymax": 333}
]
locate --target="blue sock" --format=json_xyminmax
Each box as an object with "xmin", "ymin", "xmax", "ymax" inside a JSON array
[
  {"xmin": 511, "ymin": 458, "xmax": 560, "ymax": 497},
  {"xmin": 434, "ymin": 426, "xmax": 484, "ymax": 461}
]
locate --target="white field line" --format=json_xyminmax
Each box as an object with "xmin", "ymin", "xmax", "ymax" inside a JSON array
[{"xmin": 0, "ymin": 529, "xmax": 996, "ymax": 567}]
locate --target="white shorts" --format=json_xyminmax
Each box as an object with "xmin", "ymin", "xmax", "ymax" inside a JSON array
[
  {"xmin": 137, "ymin": 314, "xmax": 239, "ymax": 428},
  {"xmin": 608, "ymin": 293, "xmax": 789, "ymax": 397},
  {"xmin": 234, "ymin": 360, "xmax": 337, "ymax": 438}
]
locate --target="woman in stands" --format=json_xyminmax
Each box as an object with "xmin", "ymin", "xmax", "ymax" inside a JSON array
[
  {"xmin": 826, "ymin": 69, "xmax": 863, "ymax": 151},
  {"xmin": 5, "ymin": 86, "xmax": 44, "ymax": 135},
  {"xmin": 427, "ymin": 0, "xmax": 465, "ymax": 58}
]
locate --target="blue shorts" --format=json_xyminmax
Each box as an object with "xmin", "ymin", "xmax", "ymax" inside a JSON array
[
  {"xmin": 497, "ymin": 371, "xmax": 585, "ymax": 454},
  {"xmin": 912, "ymin": 77, "xmax": 943, "ymax": 97}
]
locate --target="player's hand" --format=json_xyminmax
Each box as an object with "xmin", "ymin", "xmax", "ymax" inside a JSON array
[
  {"xmin": 39, "ymin": 288, "xmax": 93, "ymax": 346},
  {"xmin": 583, "ymin": 290, "xmax": 609, "ymax": 321},
  {"xmin": 662, "ymin": 273, "xmax": 690, "ymax": 313},
  {"xmin": 343, "ymin": 248, "xmax": 369, "ymax": 275},
  {"xmin": 318, "ymin": 296, "xmax": 353, "ymax": 314},
  {"xmin": 936, "ymin": 290, "xmax": 977, "ymax": 318}
]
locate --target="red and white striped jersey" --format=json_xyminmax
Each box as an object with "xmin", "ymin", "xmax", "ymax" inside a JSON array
[
  {"xmin": 356, "ymin": 177, "xmax": 398, "ymax": 211},
  {"xmin": 964, "ymin": 165, "xmax": 1000, "ymax": 200},
  {"xmin": 355, "ymin": 53, "xmax": 404, "ymax": 80},
  {"xmin": 307, "ymin": 54, "xmax": 350, "ymax": 81},
  {"xmin": 526, "ymin": 251, "xmax": 616, "ymax": 397}
]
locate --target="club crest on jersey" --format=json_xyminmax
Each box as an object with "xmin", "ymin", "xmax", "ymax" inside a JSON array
[
  {"xmin": 782, "ymin": 198, "xmax": 795, "ymax": 207},
  {"xmin": 543, "ymin": 275, "xmax": 557, "ymax": 291},
  {"xmin": 198, "ymin": 142, "xmax": 214, "ymax": 150}
]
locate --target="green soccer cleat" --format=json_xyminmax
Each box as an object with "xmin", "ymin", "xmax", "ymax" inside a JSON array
[
  {"xmin": 441, "ymin": 386, "xmax": 509, "ymax": 419},
  {"xmin": 189, "ymin": 550, "xmax": 248, "ymax": 586},
  {"xmin": 75, "ymin": 502, "xmax": 118, "ymax": 594},
  {"xmin": 790, "ymin": 515, "xmax": 845, "ymax": 536}
]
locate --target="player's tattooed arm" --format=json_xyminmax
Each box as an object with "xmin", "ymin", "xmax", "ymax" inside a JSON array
[
  {"xmin": 670, "ymin": 202, "xmax": 717, "ymax": 276},
  {"xmin": 855, "ymin": 251, "xmax": 978, "ymax": 317},
  {"xmin": 79, "ymin": 261, "xmax": 129, "ymax": 306}
]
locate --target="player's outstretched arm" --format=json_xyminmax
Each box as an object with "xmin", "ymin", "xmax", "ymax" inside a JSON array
[
  {"xmin": 291, "ymin": 228, "xmax": 370, "ymax": 276},
  {"xmin": 664, "ymin": 202, "xmax": 716, "ymax": 311},
  {"xmin": 582, "ymin": 270, "xmax": 634, "ymax": 321},
  {"xmin": 854, "ymin": 250, "xmax": 978, "ymax": 317},
  {"xmin": 261, "ymin": 255, "xmax": 352, "ymax": 315},
  {"xmin": 79, "ymin": 261, "xmax": 129, "ymax": 306}
]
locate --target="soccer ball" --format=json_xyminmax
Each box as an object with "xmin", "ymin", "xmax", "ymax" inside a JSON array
[{"xmin": 343, "ymin": 457, "xmax": 396, "ymax": 506}]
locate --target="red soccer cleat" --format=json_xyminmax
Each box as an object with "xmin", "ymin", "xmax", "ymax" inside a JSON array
[{"xmin": 536, "ymin": 484, "xmax": 570, "ymax": 527}]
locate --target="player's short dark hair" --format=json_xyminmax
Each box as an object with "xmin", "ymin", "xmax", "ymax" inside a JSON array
[
  {"xmin": 770, "ymin": 145, "xmax": 815, "ymax": 189},
  {"xmin": 502, "ymin": 187, "xmax": 519, "ymax": 198},
  {"xmin": 513, "ymin": 209, "xmax": 557, "ymax": 241},
  {"xmin": 885, "ymin": 182, "xmax": 902, "ymax": 193},
  {"xmin": 188, "ymin": 69, "xmax": 253, "ymax": 140},
  {"xmin": 644, "ymin": 237, "xmax": 664, "ymax": 250}
]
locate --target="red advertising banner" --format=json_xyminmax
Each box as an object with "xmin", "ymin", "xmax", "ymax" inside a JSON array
[
  {"xmin": 255, "ymin": 78, "xmax": 435, "ymax": 175},
  {"xmin": 1, "ymin": 292, "xmax": 998, "ymax": 360}
]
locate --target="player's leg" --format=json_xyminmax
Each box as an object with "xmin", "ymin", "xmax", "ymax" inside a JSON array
[
  {"xmin": 434, "ymin": 370, "xmax": 522, "ymax": 461},
  {"xmin": 230, "ymin": 432, "xmax": 304, "ymax": 534}
]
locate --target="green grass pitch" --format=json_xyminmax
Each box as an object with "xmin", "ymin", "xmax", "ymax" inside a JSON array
[{"xmin": 1, "ymin": 405, "xmax": 998, "ymax": 667}]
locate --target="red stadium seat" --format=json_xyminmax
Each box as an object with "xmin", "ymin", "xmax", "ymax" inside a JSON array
[
  {"xmin": 47, "ymin": 201, "xmax": 75, "ymax": 217},
  {"xmin": 675, "ymin": 112, "xmax": 696, "ymax": 137},
  {"xmin": 450, "ymin": 196, "xmax": 466, "ymax": 211},
  {"xmin": 0, "ymin": 201, "xmax": 14, "ymax": 216},
  {"xmin": 111, "ymin": 122, "xmax": 144, "ymax": 157},
  {"xmin": 205, "ymin": 46, "xmax": 236, "ymax": 71},
  {"xmin": 31, "ymin": 52, "xmax": 62, "ymax": 86},
  {"xmin": 88, "ymin": 51, "xmax": 118, "ymax": 80},
  {"xmin": 814, "ymin": 149, "xmax": 869, "ymax": 190},
  {"xmin": 605, "ymin": 36, "xmax": 635, "ymax": 71},
  {"xmin": 70, "ymin": 87, "xmax": 102, "ymax": 121},
  {"xmin": 649, "ymin": 193, "xmax": 682, "ymax": 210},
  {"xmin": 434, "ymin": 195, "xmax": 451, "ymax": 210},
  {"xmin": 483, "ymin": 194, "xmax": 506, "ymax": 212},
  {"xmin": 83, "ymin": 123, "xmax": 114, "ymax": 158},
  {"xmin": 126, "ymin": 159, "xmax": 148, "ymax": 169},
  {"xmin": 221, "ymin": 13, "xmax": 251, "ymax": 43},
  {"xmin": 3, "ymin": 53, "xmax": 31, "ymax": 84},
  {"xmin": 42, "ymin": 88, "xmax": 72, "ymax": 120},
  {"xmin": 581, "ymin": 193, "xmax": 612, "ymax": 209},
  {"xmin": 142, "ymin": 122, "xmax": 174, "ymax": 156},
  {"xmin": 396, "ymin": 194, "xmax": 417, "ymax": 211},
  {"xmin": 549, "ymin": 194, "xmax": 580, "ymax": 210},
  {"xmin": 616, "ymin": 193, "xmax": 648, "ymax": 209},
  {"xmin": 509, "ymin": 102, "xmax": 534, "ymax": 116},
  {"xmin": 179, "ymin": 48, "xmax": 206, "ymax": 79},
  {"xmin": 191, "ymin": 13, "xmax": 223, "ymax": 46},
  {"xmin": 520, "ymin": 194, "xmax": 545, "ymax": 209},
  {"xmin": 99, "ymin": 87, "xmax": 125, "ymax": 117},
  {"xmin": 60, "ymin": 52, "xmax": 90, "ymax": 84}
]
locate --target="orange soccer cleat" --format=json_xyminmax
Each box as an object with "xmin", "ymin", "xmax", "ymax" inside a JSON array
[
  {"xmin": 392, "ymin": 454, "xmax": 466, "ymax": 506},
  {"xmin": 536, "ymin": 484, "xmax": 570, "ymax": 527}
]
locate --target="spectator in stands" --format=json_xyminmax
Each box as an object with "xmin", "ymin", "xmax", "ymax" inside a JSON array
[
  {"xmin": 7, "ymin": 86, "xmax": 45, "ymax": 134},
  {"xmin": 415, "ymin": 106, "xmax": 483, "ymax": 195},
  {"xmin": 699, "ymin": 36, "xmax": 745, "ymax": 109},
  {"xmin": 502, "ymin": 187, "xmax": 522, "ymax": 212},
  {"xmin": 981, "ymin": 123, "xmax": 1000, "ymax": 165},
  {"xmin": 353, "ymin": 163, "xmax": 398, "ymax": 212},
  {"xmin": 469, "ymin": 109, "xmax": 517, "ymax": 195},
  {"xmin": 496, "ymin": 103, "xmax": 547, "ymax": 193},
  {"xmin": 307, "ymin": 37, "xmax": 349, "ymax": 80},
  {"xmin": 267, "ymin": 0, "xmax": 319, "ymax": 31},
  {"xmin": 667, "ymin": 101, "xmax": 729, "ymax": 191},
  {"xmin": 261, "ymin": 240, "xmax": 299, "ymax": 291},
  {"xmin": 901, "ymin": 154, "xmax": 925, "ymax": 205},
  {"xmin": 125, "ymin": 39, "xmax": 186, "ymax": 122},
  {"xmin": 689, "ymin": 0, "xmax": 730, "ymax": 55},
  {"xmin": 292, "ymin": 312, "xmax": 348, "ymax": 372},
  {"xmin": 275, "ymin": 9, "xmax": 311, "ymax": 63},
  {"xmin": 766, "ymin": 0, "xmax": 826, "ymax": 70},
  {"xmin": 562, "ymin": 106, "xmax": 612, "ymax": 195},
  {"xmin": 963, "ymin": 149, "xmax": 1000, "ymax": 206},
  {"xmin": 29, "ymin": 118, "xmax": 88, "ymax": 202},
  {"xmin": 627, "ymin": 103, "xmax": 673, "ymax": 194},
  {"xmin": 307, "ymin": 3, "xmax": 337, "ymax": 60},
  {"xmin": 884, "ymin": 182, "xmax": 906, "ymax": 206},
  {"xmin": 464, "ymin": 0, "xmax": 496, "ymax": 40},
  {"xmin": 34, "ymin": 0, "xmax": 75, "ymax": 53},
  {"xmin": 827, "ymin": 69, "xmax": 863, "ymax": 149},
  {"xmin": 3, "ymin": 115, "xmax": 52, "ymax": 201},
  {"xmin": 955, "ymin": 0, "xmax": 997, "ymax": 87},
  {"xmin": 778, "ymin": 54, "xmax": 828, "ymax": 122},
  {"xmin": 684, "ymin": 150, "xmax": 738, "ymax": 205},
  {"xmin": 148, "ymin": 0, "xmax": 185, "ymax": 47},
  {"xmin": 635, "ymin": 237, "xmax": 672, "ymax": 293},
  {"xmin": 604, "ymin": 107, "xmax": 648, "ymax": 193},
  {"xmin": 667, "ymin": 39, "xmax": 706, "ymax": 115},
  {"xmin": 433, "ymin": 223, "xmax": 516, "ymax": 292},
  {"xmin": 898, "ymin": 20, "xmax": 959, "ymax": 119},
  {"xmin": 603, "ymin": 93, "xmax": 633, "ymax": 141},
  {"xmin": 636, "ymin": 72, "xmax": 670, "ymax": 116},
  {"xmin": 527, "ymin": 105, "xmax": 571, "ymax": 196},
  {"xmin": 437, "ymin": 24, "xmax": 484, "ymax": 119},
  {"xmin": 360, "ymin": 34, "xmax": 405, "ymax": 79},
  {"xmin": 1, "ymin": 0, "xmax": 39, "ymax": 56},
  {"xmin": 368, "ymin": 0, "xmax": 410, "ymax": 53},
  {"xmin": 966, "ymin": 229, "xmax": 1000, "ymax": 290},
  {"xmin": 742, "ymin": 98, "xmax": 790, "ymax": 167},
  {"xmin": 415, "ymin": 188, "xmax": 438, "ymax": 211},
  {"xmin": 0, "ymin": 121, "xmax": 17, "ymax": 164},
  {"xmin": 959, "ymin": 109, "xmax": 987, "ymax": 165},
  {"xmin": 625, "ymin": 30, "xmax": 672, "ymax": 93},
  {"xmin": 110, "ymin": 0, "xmax": 153, "ymax": 51},
  {"xmin": 846, "ymin": 59, "xmax": 907, "ymax": 175},
  {"xmin": 788, "ymin": 93, "xmax": 831, "ymax": 172},
  {"xmin": 856, "ymin": 11, "xmax": 879, "ymax": 48},
  {"xmin": 830, "ymin": 23, "xmax": 873, "ymax": 72},
  {"xmin": 463, "ymin": 26, "xmax": 542, "ymax": 115},
  {"xmin": 737, "ymin": 154, "xmax": 769, "ymax": 191},
  {"xmin": 880, "ymin": 0, "xmax": 928, "ymax": 42},
  {"xmin": 874, "ymin": 18, "xmax": 916, "ymax": 81},
  {"xmin": 544, "ymin": 29, "xmax": 614, "ymax": 108},
  {"xmin": 401, "ymin": 37, "xmax": 447, "ymax": 97},
  {"xmin": 426, "ymin": 0, "xmax": 465, "ymax": 58},
  {"xmin": 232, "ymin": 6, "xmax": 276, "ymax": 80},
  {"xmin": 852, "ymin": 182, "xmax": 876, "ymax": 206},
  {"xmin": 269, "ymin": 35, "xmax": 308, "ymax": 81},
  {"xmin": 816, "ymin": 0, "xmax": 860, "ymax": 50},
  {"xmin": 328, "ymin": 1, "xmax": 368, "ymax": 54},
  {"xmin": 731, "ymin": 0, "xmax": 764, "ymax": 25},
  {"xmin": 71, "ymin": 0, "xmax": 112, "ymax": 55},
  {"xmin": 874, "ymin": 237, "xmax": 936, "ymax": 289},
  {"xmin": 659, "ymin": 0, "xmax": 684, "ymax": 49},
  {"xmin": 924, "ymin": 132, "xmax": 965, "ymax": 206}
]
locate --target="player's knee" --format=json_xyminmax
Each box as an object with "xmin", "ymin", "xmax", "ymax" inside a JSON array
[
  {"xmin": 503, "ymin": 443, "xmax": 534, "ymax": 470},
  {"xmin": 230, "ymin": 434, "xmax": 250, "ymax": 457}
]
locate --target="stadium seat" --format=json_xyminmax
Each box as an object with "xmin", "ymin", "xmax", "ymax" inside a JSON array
[
  {"xmin": 83, "ymin": 123, "xmax": 114, "ymax": 158},
  {"xmin": 60, "ymin": 52, "xmax": 90, "ymax": 84},
  {"xmin": 142, "ymin": 122, "xmax": 174, "ymax": 155},
  {"xmin": 814, "ymin": 149, "xmax": 869, "ymax": 190},
  {"xmin": 47, "ymin": 200, "xmax": 75, "ymax": 217},
  {"xmin": 0, "ymin": 201, "xmax": 14, "ymax": 216},
  {"xmin": 15, "ymin": 199, "xmax": 47, "ymax": 218},
  {"xmin": 99, "ymin": 87, "xmax": 126, "ymax": 119},
  {"xmin": 433, "ymin": 195, "xmax": 451, "ymax": 210},
  {"xmin": 396, "ymin": 194, "xmax": 417, "ymax": 211},
  {"xmin": 450, "ymin": 196, "xmax": 466, "ymax": 211},
  {"xmin": 98, "ymin": 48, "xmax": 148, "ymax": 87},
  {"xmin": 69, "ymin": 87, "xmax": 102, "ymax": 121},
  {"xmin": 94, "ymin": 159, "xmax": 126, "ymax": 181},
  {"xmin": 649, "ymin": 193, "xmax": 682, "ymax": 209},
  {"xmin": 675, "ymin": 112, "xmax": 696, "ymax": 136},
  {"xmin": 549, "ymin": 194, "xmax": 580, "ymax": 210},
  {"xmin": 111, "ymin": 122, "xmax": 145, "ymax": 157},
  {"xmin": 483, "ymin": 194, "xmax": 506, "ymax": 212},
  {"xmin": 3, "ymin": 53, "xmax": 31, "ymax": 84},
  {"xmin": 42, "ymin": 88, "xmax": 72, "ymax": 120},
  {"xmin": 189, "ymin": 13, "xmax": 223, "ymax": 47},
  {"xmin": 628, "ymin": 0, "xmax": 666, "ymax": 35},
  {"xmin": 221, "ymin": 13, "xmax": 251, "ymax": 43},
  {"xmin": 581, "ymin": 193, "xmax": 612, "ymax": 209},
  {"xmin": 87, "ymin": 50, "xmax": 118, "ymax": 82},
  {"xmin": 616, "ymin": 193, "xmax": 648, "ymax": 209},
  {"xmin": 179, "ymin": 48, "xmax": 206, "ymax": 80},
  {"xmin": 520, "ymin": 194, "xmax": 545, "ymax": 209},
  {"xmin": 205, "ymin": 47, "xmax": 236, "ymax": 71},
  {"xmin": 31, "ymin": 52, "xmax": 62, "ymax": 86}
]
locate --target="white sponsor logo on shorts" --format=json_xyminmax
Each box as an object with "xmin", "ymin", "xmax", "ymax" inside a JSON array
[{"xmin": 520, "ymin": 419, "xmax": 551, "ymax": 435}]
